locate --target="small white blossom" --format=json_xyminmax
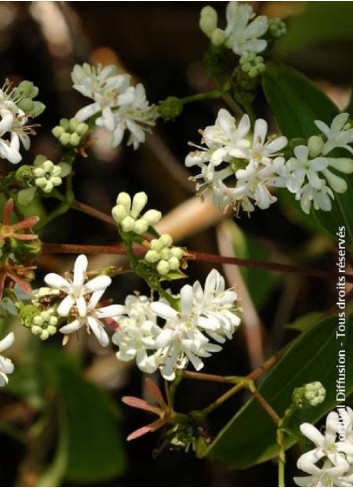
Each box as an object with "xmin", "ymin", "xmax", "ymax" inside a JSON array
[
  {"xmin": 72, "ymin": 63, "xmax": 158, "ymax": 150},
  {"xmin": 294, "ymin": 409, "xmax": 353, "ymax": 487},
  {"xmin": 315, "ymin": 113, "xmax": 353, "ymax": 156},
  {"xmin": 44, "ymin": 254, "xmax": 112, "ymax": 317},
  {"xmin": 112, "ymin": 295, "xmax": 162, "ymax": 373},
  {"xmin": 0, "ymin": 332, "xmax": 14, "ymax": 386},
  {"xmin": 186, "ymin": 109, "xmax": 288, "ymax": 214},
  {"xmin": 224, "ymin": 2, "xmax": 268, "ymax": 56},
  {"xmin": 112, "ymin": 191, "xmax": 161, "ymax": 234},
  {"xmin": 59, "ymin": 288, "xmax": 123, "ymax": 347}
]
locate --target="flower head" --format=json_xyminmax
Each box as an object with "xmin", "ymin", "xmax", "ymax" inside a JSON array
[
  {"xmin": 112, "ymin": 191, "xmax": 161, "ymax": 234},
  {"xmin": 72, "ymin": 63, "xmax": 158, "ymax": 150}
]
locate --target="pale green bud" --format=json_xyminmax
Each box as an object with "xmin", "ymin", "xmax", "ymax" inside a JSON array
[
  {"xmin": 160, "ymin": 234, "xmax": 173, "ymax": 247},
  {"xmin": 47, "ymin": 326, "xmax": 57, "ymax": 335},
  {"xmin": 150, "ymin": 239, "xmax": 164, "ymax": 252},
  {"xmin": 32, "ymin": 101, "xmax": 45, "ymax": 117},
  {"xmin": 328, "ymin": 158, "xmax": 353, "ymax": 174},
  {"xmin": 143, "ymin": 209, "xmax": 162, "ymax": 226},
  {"xmin": 59, "ymin": 133, "xmax": 71, "ymax": 145},
  {"xmin": 52, "ymin": 126, "xmax": 65, "ymax": 138},
  {"xmin": 112, "ymin": 204, "xmax": 128, "ymax": 224},
  {"xmin": 116, "ymin": 192, "xmax": 131, "ymax": 211},
  {"xmin": 211, "ymin": 28, "xmax": 226, "ymax": 47},
  {"xmin": 171, "ymin": 247, "xmax": 183, "ymax": 260},
  {"xmin": 121, "ymin": 216, "xmax": 136, "ymax": 233},
  {"xmin": 70, "ymin": 133, "xmax": 81, "ymax": 146},
  {"xmin": 160, "ymin": 248, "xmax": 172, "ymax": 260},
  {"xmin": 157, "ymin": 260, "xmax": 170, "ymax": 275},
  {"xmin": 69, "ymin": 118, "xmax": 78, "ymax": 132},
  {"xmin": 40, "ymin": 330, "xmax": 50, "ymax": 341},
  {"xmin": 304, "ymin": 381, "xmax": 326, "ymax": 407},
  {"xmin": 33, "ymin": 315, "xmax": 44, "ymax": 326},
  {"xmin": 76, "ymin": 122, "xmax": 89, "ymax": 137},
  {"xmin": 134, "ymin": 218, "xmax": 149, "ymax": 234},
  {"xmin": 60, "ymin": 118, "xmax": 70, "ymax": 131},
  {"xmin": 168, "ymin": 256, "xmax": 180, "ymax": 270},
  {"xmin": 199, "ymin": 6, "xmax": 218, "ymax": 37},
  {"xmin": 308, "ymin": 135, "xmax": 324, "ymax": 158},
  {"xmin": 323, "ymin": 170, "xmax": 347, "ymax": 193},
  {"xmin": 31, "ymin": 325, "xmax": 42, "ymax": 335},
  {"xmin": 131, "ymin": 192, "xmax": 148, "ymax": 218},
  {"xmin": 145, "ymin": 250, "xmax": 160, "ymax": 263}
]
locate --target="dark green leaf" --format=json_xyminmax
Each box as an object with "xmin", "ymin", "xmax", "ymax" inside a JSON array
[
  {"xmin": 202, "ymin": 315, "xmax": 353, "ymax": 469},
  {"xmin": 263, "ymin": 63, "xmax": 353, "ymax": 245}
]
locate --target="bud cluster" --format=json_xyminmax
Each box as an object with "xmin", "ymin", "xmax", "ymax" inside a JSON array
[
  {"xmin": 52, "ymin": 117, "xmax": 89, "ymax": 147},
  {"xmin": 112, "ymin": 192, "xmax": 161, "ymax": 234},
  {"xmin": 144, "ymin": 234, "xmax": 184, "ymax": 276}
]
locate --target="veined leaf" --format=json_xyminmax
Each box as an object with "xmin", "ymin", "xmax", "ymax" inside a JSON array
[{"xmin": 202, "ymin": 315, "xmax": 353, "ymax": 469}]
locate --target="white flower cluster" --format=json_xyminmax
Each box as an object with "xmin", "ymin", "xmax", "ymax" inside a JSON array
[
  {"xmin": 113, "ymin": 269, "xmax": 241, "ymax": 380},
  {"xmin": 287, "ymin": 114, "xmax": 353, "ymax": 214},
  {"xmin": 186, "ymin": 109, "xmax": 353, "ymax": 215},
  {"xmin": 186, "ymin": 108, "xmax": 288, "ymax": 213},
  {"xmin": 0, "ymin": 80, "xmax": 43, "ymax": 164},
  {"xmin": 44, "ymin": 254, "xmax": 123, "ymax": 347},
  {"xmin": 295, "ymin": 407, "xmax": 353, "ymax": 487},
  {"xmin": 199, "ymin": 1, "xmax": 268, "ymax": 56},
  {"xmin": 72, "ymin": 63, "xmax": 158, "ymax": 150}
]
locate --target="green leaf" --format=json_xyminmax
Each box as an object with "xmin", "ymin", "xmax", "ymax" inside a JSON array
[
  {"xmin": 285, "ymin": 311, "xmax": 324, "ymax": 332},
  {"xmin": 202, "ymin": 315, "xmax": 353, "ymax": 469},
  {"xmin": 222, "ymin": 220, "xmax": 280, "ymax": 309},
  {"xmin": 263, "ymin": 63, "xmax": 353, "ymax": 245},
  {"xmin": 276, "ymin": 2, "xmax": 353, "ymax": 57},
  {"xmin": 17, "ymin": 187, "xmax": 37, "ymax": 205},
  {"xmin": 45, "ymin": 349, "xmax": 126, "ymax": 483}
]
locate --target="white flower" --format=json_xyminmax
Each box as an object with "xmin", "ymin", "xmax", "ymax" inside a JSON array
[
  {"xmin": 287, "ymin": 145, "xmax": 329, "ymax": 193},
  {"xmin": 151, "ymin": 269, "xmax": 240, "ymax": 380},
  {"xmin": 0, "ymin": 332, "xmax": 14, "ymax": 386},
  {"xmin": 294, "ymin": 409, "xmax": 353, "ymax": 487},
  {"xmin": 72, "ymin": 63, "xmax": 158, "ymax": 150},
  {"xmin": 224, "ymin": 2, "xmax": 268, "ymax": 56},
  {"xmin": 296, "ymin": 178, "xmax": 334, "ymax": 214},
  {"xmin": 111, "ymin": 191, "xmax": 161, "ymax": 234},
  {"xmin": 60, "ymin": 289, "xmax": 123, "ymax": 347},
  {"xmin": 44, "ymin": 254, "xmax": 112, "ymax": 317},
  {"xmin": 112, "ymin": 295, "xmax": 162, "ymax": 373},
  {"xmin": 315, "ymin": 113, "xmax": 353, "ymax": 156},
  {"xmin": 0, "ymin": 94, "xmax": 29, "ymax": 164},
  {"xmin": 186, "ymin": 109, "xmax": 288, "ymax": 213}
]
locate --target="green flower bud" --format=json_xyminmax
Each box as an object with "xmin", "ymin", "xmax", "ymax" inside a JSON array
[
  {"xmin": 268, "ymin": 18, "xmax": 287, "ymax": 39},
  {"xmin": 60, "ymin": 118, "xmax": 70, "ymax": 131},
  {"xmin": 158, "ymin": 96, "xmax": 184, "ymax": 122},
  {"xmin": 157, "ymin": 260, "xmax": 170, "ymax": 275},
  {"xmin": 16, "ymin": 80, "xmax": 38, "ymax": 99},
  {"xmin": 76, "ymin": 122, "xmax": 89, "ymax": 137},
  {"xmin": 143, "ymin": 209, "xmax": 162, "ymax": 226},
  {"xmin": 160, "ymin": 234, "xmax": 173, "ymax": 247},
  {"xmin": 19, "ymin": 304, "xmax": 40, "ymax": 328},
  {"xmin": 160, "ymin": 248, "xmax": 172, "ymax": 260},
  {"xmin": 47, "ymin": 325, "xmax": 57, "ymax": 335},
  {"xmin": 168, "ymin": 256, "xmax": 180, "ymax": 270},
  {"xmin": 116, "ymin": 192, "xmax": 131, "ymax": 210},
  {"xmin": 211, "ymin": 28, "xmax": 226, "ymax": 47},
  {"xmin": 15, "ymin": 165, "xmax": 34, "ymax": 187},
  {"xmin": 308, "ymin": 135, "xmax": 324, "ymax": 158},
  {"xmin": 40, "ymin": 330, "xmax": 50, "ymax": 341},
  {"xmin": 32, "ymin": 101, "xmax": 45, "ymax": 117},
  {"xmin": 70, "ymin": 133, "xmax": 81, "ymax": 146},
  {"xmin": 150, "ymin": 238, "xmax": 164, "ymax": 252},
  {"xmin": 134, "ymin": 218, "xmax": 149, "ymax": 234},
  {"xmin": 69, "ymin": 118, "xmax": 78, "ymax": 132},
  {"xmin": 121, "ymin": 216, "xmax": 135, "ymax": 233},
  {"xmin": 199, "ymin": 6, "xmax": 218, "ymax": 37},
  {"xmin": 31, "ymin": 325, "xmax": 42, "ymax": 335},
  {"xmin": 304, "ymin": 381, "xmax": 326, "ymax": 407},
  {"xmin": 145, "ymin": 250, "xmax": 160, "ymax": 263},
  {"xmin": 18, "ymin": 97, "xmax": 34, "ymax": 113},
  {"xmin": 52, "ymin": 126, "xmax": 65, "ymax": 138},
  {"xmin": 59, "ymin": 133, "xmax": 71, "ymax": 146},
  {"xmin": 171, "ymin": 247, "xmax": 183, "ymax": 260},
  {"xmin": 112, "ymin": 204, "xmax": 128, "ymax": 224},
  {"xmin": 131, "ymin": 192, "xmax": 148, "ymax": 218}
]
